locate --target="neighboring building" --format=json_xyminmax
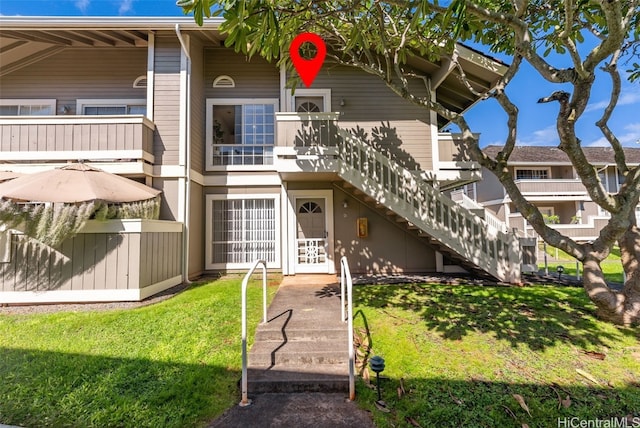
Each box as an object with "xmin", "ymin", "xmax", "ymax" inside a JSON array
[
  {"xmin": 473, "ymin": 145, "xmax": 640, "ymax": 241},
  {"xmin": 0, "ymin": 17, "xmax": 524, "ymax": 303}
]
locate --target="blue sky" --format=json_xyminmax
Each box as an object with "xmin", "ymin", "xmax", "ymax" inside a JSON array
[{"xmin": 2, "ymin": 0, "xmax": 639, "ymax": 149}]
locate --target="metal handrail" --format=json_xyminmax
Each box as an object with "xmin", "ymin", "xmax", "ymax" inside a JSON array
[
  {"xmin": 340, "ymin": 256, "xmax": 355, "ymax": 401},
  {"xmin": 240, "ymin": 259, "xmax": 268, "ymax": 407}
]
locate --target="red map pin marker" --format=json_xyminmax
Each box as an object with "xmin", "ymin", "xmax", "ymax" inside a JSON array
[{"xmin": 290, "ymin": 33, "xmax": 326, "ymax": 88}]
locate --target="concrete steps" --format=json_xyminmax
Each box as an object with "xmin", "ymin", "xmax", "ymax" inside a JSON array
[{"xmin": 246, "ymin": 275, "xmax": 350, "ymax": 394}]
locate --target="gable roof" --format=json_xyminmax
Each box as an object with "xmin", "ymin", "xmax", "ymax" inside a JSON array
[{"xmin": 483, "ymin": 145, "xmax": 640, "ymax": 165}]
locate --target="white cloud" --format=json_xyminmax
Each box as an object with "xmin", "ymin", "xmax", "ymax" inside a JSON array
[
  {"xmin": 75, "ymin": 0, "xmax": 90, "ymax": 12},
  {"xmin": 119, "ymin": 0, "xmax": 133, "ymax": 14},
  {"xmin": 586, "ymin": 87, "xmax": 640, "ymax": 113},
  {"xmin": 585, "ymin": 122, "xmax": 640, "ymax": 147},
  {"xmin": 517, "ymin": 125, "xmax": 559, "ymax": 146}
]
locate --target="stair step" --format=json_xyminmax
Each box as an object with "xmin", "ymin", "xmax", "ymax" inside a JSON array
[
  {"xmin": 247, "ymin": 364, "xmax": 349, "ymax": 393},
  {"xmin": 254, "ymin": 327, "xmax": 347, "ymax": 342},
  {"xmin": 249, "ymin": 340, "xmax": 349, "ymax": 366}
]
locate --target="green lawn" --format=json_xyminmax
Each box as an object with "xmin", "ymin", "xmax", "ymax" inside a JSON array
[
  {"xmin": 353, "ymin": 283, "xmax": 640, "ymax": 427},
  {"xmin": 538, "ymin": 244, "xmax": 625, "ymax": 283},
  {"xmin": 0, "ymin": 276, "xmax": 278, "ymax": 428},
  {"xmin": 3, "ymin": 277, "xmax": 638, "ymax": 428}
]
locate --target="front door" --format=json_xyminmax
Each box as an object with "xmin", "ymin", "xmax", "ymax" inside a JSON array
[
  {"xmin": 295, "ymin": 198, "xmax": 328, "ymax": 273},
  {"xmin": 287, "ymin": 189, "xmax": 334, "ymax": 274}
]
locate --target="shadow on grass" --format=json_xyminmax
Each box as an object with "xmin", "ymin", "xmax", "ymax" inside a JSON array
[
  {"xmin": 0, "ymin": 347, "xmax": 239, "ymax": 428},
  {"xmin": 354, "ymin": 283, "xmax": 637, "ymax": 351},
  {"xmin": 356, "ymin": 376, "xmax": 640, "ymax": 428}
]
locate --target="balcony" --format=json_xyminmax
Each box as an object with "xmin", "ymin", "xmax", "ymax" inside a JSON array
[
  {"xmin": 0, "ymin": 115, "xmax": 155, "ymax": 170},
  {"xmin": 514, "ymin": 179, "xmax": 588, "ymax": 199},
  {"xmin": 274, "ymin": 114, "xmax": 479, "ymax": 183},
  {"xmin": 509, "ymin": 213, "xmax": 609, "ymax": 242}
]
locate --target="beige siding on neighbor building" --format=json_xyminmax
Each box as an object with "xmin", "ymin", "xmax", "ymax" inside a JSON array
[
  {"xmin": 0, "ymin": 48, "xmax": 146, "ymax": 114},
  {"xmin": 514, "ymin": 180, "xmax": 587, "ymax": 195},
  {"xmin": 153, "ymin": 37, "xmax": 182, "ymax": 165},
  {"xmin": 476, "ymin": 167, "xmax": 505, "ymax": 202}
]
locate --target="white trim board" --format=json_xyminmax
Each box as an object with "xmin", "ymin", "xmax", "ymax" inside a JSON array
[{"xmin": 0, "ymin": 275, "xmax": 182, "ymax": 304}]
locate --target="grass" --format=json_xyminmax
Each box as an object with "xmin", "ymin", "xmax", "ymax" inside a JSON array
[
  {"xmin": 0, "ymin": 276, "xmax": 279, "ymax": 428},
  {"xmin": 353, "ymin": 283, "xmax": 640, "ymax": 428},
  {"xmin": 3, "ymin": 276, "xmax": 639, "ymax": 427},
  {"xmin": 538, "ymin": 244, "xmax": 625, "ymax": 283}
]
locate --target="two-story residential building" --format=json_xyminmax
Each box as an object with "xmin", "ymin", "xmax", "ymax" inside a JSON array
[
  {"xmin": 473, "ymin": 145, "xmax": 640, "ymax": 241},
  {"xmin": 0, "ymin": 17, "xmax": 523, "ymax": 303}
]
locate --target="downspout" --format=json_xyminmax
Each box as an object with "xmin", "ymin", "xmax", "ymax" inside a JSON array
[{"xmin": 176, "ymin": 23, "xmax": 192, "ymax": 284}]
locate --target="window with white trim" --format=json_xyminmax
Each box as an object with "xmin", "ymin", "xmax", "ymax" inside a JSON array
[
  {"xmin": 77, "ymin": 99, "xmax": 146, "ymax": 116},
  {"xmin": 515, "ymin": 168, "xmax": 549, "ymax": 180},
  {"xmin": 206, "ymin": 99, "xmax": 278, "ymax": 167},
  {"xmin": 0, "ymin": 99, "xmax": 56, "ymax": 116},
  {"xmin": 207, "ymin": 195, "xmax": 280, "ymax": 268}
]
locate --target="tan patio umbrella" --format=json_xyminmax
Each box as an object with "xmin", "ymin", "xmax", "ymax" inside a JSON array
[
  {"xmin": 0, "ymin": 163, "xmax": 160, "ymax": 203},
  {"xmin": 0, "ymin": 171, "xmax": 24, "ymax": 183}
]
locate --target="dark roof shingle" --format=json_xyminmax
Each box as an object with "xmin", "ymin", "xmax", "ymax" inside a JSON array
[{"xmin": 483, "ymin": 145, "xmax": 640, "ymax": 165}]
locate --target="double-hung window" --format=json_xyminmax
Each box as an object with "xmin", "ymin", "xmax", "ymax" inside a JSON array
[
  {"xmin": 0, "ymin": 99, "xmax": 56, "ymax": 116},
  {"xmin": 205, "ymin": 195, "xmax": 280, "ymax": 269},
  {"xmin": 515, "ymin": 169, "xmax": 549, "ymax": 180},
  {"xmin": 206, "ymin": 99, "xmax": 278, "ymax": 168}
]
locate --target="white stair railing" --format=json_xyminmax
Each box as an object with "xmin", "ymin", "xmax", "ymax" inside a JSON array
[
  {"xmin": 335, "ymin": 129, "xmax": 521, "ymax": 283},
  {"xmin": 340, "ymin": 256, "xmax": 355, "ymax": 401},
  {"xmin": 450, "ymin": 190, "xmax": 509, "ymax": 234},
  {"xmin": 240, "ymin": 259, "xmax": 268, "ymax": 407}
]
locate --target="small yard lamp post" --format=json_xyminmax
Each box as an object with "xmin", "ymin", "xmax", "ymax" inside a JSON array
[
  {"xmin": 557, "ymin": 265, "xmax": 564, "ymax": 280},
  {"xmin": 369, "ymin": 355, "xmax": 385, "ymax": 402}
]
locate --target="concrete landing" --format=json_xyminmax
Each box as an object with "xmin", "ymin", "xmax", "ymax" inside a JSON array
[{"xmin": 247, "ymin": 274, "xmax": 350, "ymax": 394}]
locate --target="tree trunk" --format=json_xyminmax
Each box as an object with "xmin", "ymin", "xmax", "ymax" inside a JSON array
[{"xmin": 582, "ymin": 225, "xmax": 640, "ymax": 326}]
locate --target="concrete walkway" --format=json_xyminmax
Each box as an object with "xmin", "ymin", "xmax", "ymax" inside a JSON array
[{"xmin": 208, "ymin": 274, "xmax": 375, "ymax": 427}]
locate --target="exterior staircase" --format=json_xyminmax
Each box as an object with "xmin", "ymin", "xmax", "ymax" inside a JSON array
[
  {"xmin": 333, "ymin": 128, "xmax": 522, "ymax": 283},
  {"xmin": 246, "ymin": 275, "xmax": 350, "ymax": 394}
]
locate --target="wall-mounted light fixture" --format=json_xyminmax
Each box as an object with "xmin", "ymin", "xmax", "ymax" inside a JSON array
[
  {"xmin": 340, "ymin": 98, "xmax": 346, "ymax": 107},
  {"xmin": 343, "ymin": 200, "xmax": 349, "ymax": 209},
  {"xmin": 357, "ymin": 217, "xmax": 368, "ymax": 238}
]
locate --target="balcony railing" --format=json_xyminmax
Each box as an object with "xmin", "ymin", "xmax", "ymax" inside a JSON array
[
  {"xmin": 0, "ymin": 115, "xmax": 155, "ymax": 163},
  {"xmin": 509, "ymin": 213, "xmax": 610, "ymax": 241},
  {"xmin": 275, "ymin": 114, "xmax": 480, "ymax": 184},
  {"xmin": 515, "ymin": 179, "xmax": 587, "ymax": 196}
]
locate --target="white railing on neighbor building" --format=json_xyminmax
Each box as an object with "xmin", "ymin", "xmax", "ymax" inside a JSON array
[
  {"xmin": 450, "ymin": 190, "xmax": 509, "ymax": 234},
  {"xmin": 340, "ymin": 256, "xmax": 355, "ymax": 401},
  {"xmin": 240, "ymin": 259, "xmax": 268, "ymax": 407}
]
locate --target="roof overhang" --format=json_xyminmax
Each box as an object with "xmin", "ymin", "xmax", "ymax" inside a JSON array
[
  {"xmin": 0, "ymin": 16, "xmax": 507, "ymax": 124},
  {"xmin": 0, "ymin": 16, "xmax": 223, "ymax": 76}
]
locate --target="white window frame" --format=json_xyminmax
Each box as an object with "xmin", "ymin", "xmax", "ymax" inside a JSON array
[
  {"xmin": 205, "ymin": 98, "xmax": 279, "ymax": 171},
  {"xmin": 515, "ymin": 168, "xmax": 550, "ymax": 180},
  {"xmin": 285, "ymin": 88, "xmax": 332, "ymax": 112},
  {"xmin": 0, "ymin": 99, "xmax": 56, "ymax": 115},
  {"xmin": 205, "ymin": 193, "xmax": 281, "ymax": 270},
  {"xmin": 76, "ymin": 99, "xmax": 146, "ymax": 115}
]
